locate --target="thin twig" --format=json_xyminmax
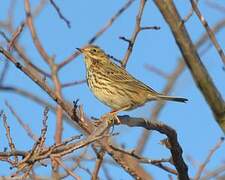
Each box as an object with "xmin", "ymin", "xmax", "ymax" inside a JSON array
[
  {"xmin": 8, "ymin": 23, "xmax": 24, "ymax": 51},
  {"xmin": 55, "ymin": 158, "xmax": 81, "ymax": 180},
  {"xmin": 0, "ymin": 30, "xmax": 51, "ymax": 78},
  {"xmin": 62, "ymin": 79, "xmax": 86, "ymax": 88},
  {"xmin": 2, "ymin": 112, "xmax": 18, "ymax": 163},
  {"xmin": 181, "ymin": 0, "xmax": 199, "ymax": 23},
  {"xmin": 25, "ymin": 0, "xmax": 52, "ymax": 64},
  {"xmin": 92, "ymin": 150, "xmax": 105, "ymax": 180},
  {"xmin": 49, "ymin": 0, "xmax": 71, "ymax": 28},
  {"xmin": 121, "ymin": 0, "xmax": 147, "ymax": 67},
  {"xmin": 109, "ymin": 145, "xmax": 177, "ymax": 175}
]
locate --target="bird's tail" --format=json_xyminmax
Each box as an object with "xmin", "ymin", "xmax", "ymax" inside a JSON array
[{"xmin": 156, "ymin": 94, "xmax": 188, "ymax": 103}]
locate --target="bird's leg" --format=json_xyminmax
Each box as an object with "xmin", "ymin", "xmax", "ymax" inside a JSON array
[{"xmin": 102, "ymin": 105, "xmax": 130, "ymax": 125}]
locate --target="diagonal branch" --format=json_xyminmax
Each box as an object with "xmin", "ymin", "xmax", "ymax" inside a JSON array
[{"xmin": 24, "ymin": 0, "xmax": 52, "ymax": 65}]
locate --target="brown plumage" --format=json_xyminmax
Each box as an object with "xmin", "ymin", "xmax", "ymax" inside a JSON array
[{"xmin": 77, "ymin": 45, "xmax": 187, "ymax": 112}]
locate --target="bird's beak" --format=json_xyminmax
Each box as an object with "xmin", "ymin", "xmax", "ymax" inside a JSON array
[{"xmin": 76, "ymin": 48, "xmax": 83, "ymax": 53}]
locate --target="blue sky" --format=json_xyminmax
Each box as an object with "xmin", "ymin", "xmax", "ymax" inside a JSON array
[{"xmin": 0, "ymin": 1, "xmax": 225, "ymax": 179}]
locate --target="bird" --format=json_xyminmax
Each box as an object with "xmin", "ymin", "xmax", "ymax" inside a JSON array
[{"xmin": 77, "ymin": 45, "xmax": 187, "ymax": 120}]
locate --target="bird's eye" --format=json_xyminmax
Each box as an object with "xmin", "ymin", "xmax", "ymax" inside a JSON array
[{"xmin": 91, "ymin": 49, "xmax": 97, "ymax": 53}]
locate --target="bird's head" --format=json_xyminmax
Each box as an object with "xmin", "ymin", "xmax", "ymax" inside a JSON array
[{"xmin": 76, "ymin": 45, "xmax": 108, "ymax": 62}]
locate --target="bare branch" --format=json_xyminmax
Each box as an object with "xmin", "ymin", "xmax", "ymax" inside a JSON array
[
  {"xmin": 24, "ymin": 0, "xmax": 52, "ymax": 64},
  {"xmin": 2, "ymin": 112, "xmax": 18, "ymax": 163},
  {"xmin": 121, "ymin": 0, "xmax": 147, "ymax": 67},
  {"xmin": 118, "ymin": 115, "xmax": 189, "ymax": 180},
  {"xmin": 92, "ymin": 150, "xmax": 105, "ymax": 180},
  {"xmin": 54, "ymin": 158, "xmax": 81, "ymax": 180},
  {"xmin": 8, "ymin": 23, "xmax": 24, "ymax": 51}
]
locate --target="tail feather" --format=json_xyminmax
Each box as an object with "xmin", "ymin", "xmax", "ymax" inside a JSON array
[{"xmin": 157, "ymin": 94, "xmax": 188, "ymax": 103}]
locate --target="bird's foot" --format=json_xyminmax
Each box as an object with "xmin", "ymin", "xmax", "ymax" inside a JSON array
[{"xmin": 101, "ymin": 112, "xmax": 120, "ymax": 125}]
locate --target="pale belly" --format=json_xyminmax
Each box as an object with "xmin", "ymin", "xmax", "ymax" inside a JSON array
[{"xmin": 91, "ymin": 84, "xmax": 131, "ymax": 110}]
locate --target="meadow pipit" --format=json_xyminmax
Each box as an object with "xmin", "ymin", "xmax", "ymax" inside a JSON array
[{"xmin": 77, "ymin": 45, "xmax": 187, "ymax": 122}]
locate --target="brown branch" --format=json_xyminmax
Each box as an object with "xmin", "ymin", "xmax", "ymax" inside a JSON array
[
  {"xmin": 60, "ymin": 148, "xmax": 88, "ymax": 179},
  {"xmin": 49, "ymin": 0, "xmax": 71, "ymax": 28},
  {"xmin": 2, "ymin": 112, "xmax": 18, "ymax": 163},
  {"xmin": 6, "ymin": 103, "xmax": 83, "ymax": 178},
  {"xmin": 0, "ymin": 118, "xmax": 109, "ymax": 177},
  {"xmin": 109, "ymin": 145, "xmax": 177, "ymax": 175},
  {"xmin": 8, "ymin": 23, "xmax": 24, "ymax": 51},
  {"xmin": 25, "ymin": 2, "xmax": 68, "ymax": 167},
  {"xmin": 194, "ymin": 137, "xmax": 225, "ymax": 180},
  {"xmin": 51, "ymin": 63, "xmax": 64, "ymax": 174},
  {"xmin": 0, "ymin": 0, "xmax": 50, "ymax": 79},
  {"xmin": 0, "ymin": 47, "xmax": 90, "ymax": 131},
  {"xmin": 24, "ymin": 0, "xmax": 52, "ymax": 64},
  {"xmin": 0, "ymin": 30, "xmax": 51, "ymax": 78},
  {"xmin": 0, "ymin": 127, "xmax": 109, "ymax": 167},
  {"xmin": 54, "ymin": 158, "xmax": 81, "ymax": 180},
  {"xmin": 118, "ymin": 115, "xmax": 189, "ymax": 180},
  {"xmin": 51, "ymin": 62, "xmax": 63, "ymax": 145},
  {"xmin": 154, "ymin": 0, "xmax": 225, "ymax": 132},
  {"xmin": 190, "ymin": 0, "xmax": 225, "ymax": 67},
  {"xmin": 92, "ymin": 150, "xmax": 105, "ymax": 180}
]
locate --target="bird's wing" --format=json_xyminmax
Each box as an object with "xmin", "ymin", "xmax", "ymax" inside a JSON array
[{"xmin": 104, "ymin": 61, "xmax": 158, "ymax": 94}]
